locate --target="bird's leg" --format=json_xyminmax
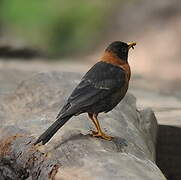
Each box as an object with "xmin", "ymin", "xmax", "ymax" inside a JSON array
[
  {"xmin": 91, "ymin": 113, "xmax": 113, "ymax": 140},
  {"xmin": 88, "ymin": 113, "xmax": 98, "ymax": 135}
]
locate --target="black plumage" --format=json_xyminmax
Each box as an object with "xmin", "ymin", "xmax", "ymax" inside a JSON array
[{"xmin": 57, "ymin": 61, "xmax": 127, "ymax": 118}]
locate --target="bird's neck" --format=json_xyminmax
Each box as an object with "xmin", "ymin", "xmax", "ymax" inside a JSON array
[{"xmin": 101, "ymin": 51, "xmax": 131, "ymax": 81}]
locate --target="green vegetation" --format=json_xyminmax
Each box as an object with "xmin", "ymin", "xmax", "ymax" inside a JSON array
[{"xmin": 0, "ymin": 0, "xmax": 114, "ymax": 57}]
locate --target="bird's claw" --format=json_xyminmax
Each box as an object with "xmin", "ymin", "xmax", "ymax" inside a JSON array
[
  {"xmin": 91, "ymin": 131, "xmax": 113, "ymax": 141},
  {"xmin": 91, "ymin": 130, "xmax": 99, "ymax": 135}
]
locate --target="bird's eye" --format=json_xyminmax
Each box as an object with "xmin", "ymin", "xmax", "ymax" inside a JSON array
[{"xmin": 121, "ymin": 48, "xmax": 127, "ymax": 54}]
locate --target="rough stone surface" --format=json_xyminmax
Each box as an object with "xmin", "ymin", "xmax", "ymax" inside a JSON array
[
  {"xmin": 0, "ymin": 127, "xmax": 60, "ymax": 180},
  {"xmin": 0, "ymin": 71, "xmax": 166, "ymax": 180}
]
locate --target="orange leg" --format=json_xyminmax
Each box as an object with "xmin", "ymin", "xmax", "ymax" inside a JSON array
[
  {"xmin": 88, "ymin": 113, "xmax": 113, "ymax": 140},
  {"xmin": 88, "ymin": 113, "xmax": 98, "ymax": 135}
]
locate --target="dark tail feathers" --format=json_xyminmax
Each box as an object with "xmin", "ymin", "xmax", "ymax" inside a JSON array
[{"xmin": 34, "ymin": 115, "xmax": 72, "ymax": 145}]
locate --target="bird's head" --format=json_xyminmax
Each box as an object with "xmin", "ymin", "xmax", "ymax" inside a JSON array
[{"xmin": 105, "ymin": 41, "xmax": 136, "ymax": 62}]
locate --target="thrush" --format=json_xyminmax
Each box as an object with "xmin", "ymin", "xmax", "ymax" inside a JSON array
[{"xmin": 35, "ymin": 41, "xmax": 136, "ymax": 145}]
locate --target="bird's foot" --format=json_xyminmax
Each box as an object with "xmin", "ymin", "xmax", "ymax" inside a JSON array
[
  {"xmin": 91, "ymin": 130, "xmax": 99, "ymax": 135},
  {"xmin": 91, "ymin": 131, "xmax": 113, "ymax": 141}
]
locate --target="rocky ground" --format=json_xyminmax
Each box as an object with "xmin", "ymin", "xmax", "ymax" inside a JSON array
[{"xmin": 0, "ymin": 68, "xmax": 166, "ymax": 180}]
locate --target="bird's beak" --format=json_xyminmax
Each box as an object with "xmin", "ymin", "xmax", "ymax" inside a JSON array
[{"xmin": 128, "ymin": 41, "xmax": 136, "ymax": 49}]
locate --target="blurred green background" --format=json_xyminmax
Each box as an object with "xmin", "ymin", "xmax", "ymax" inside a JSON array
[
  {"xmin": 0, "ymin": 0, "xmax": 115, "ymax": 57},
  {"xmin": 0, "ymin": 0, "xmax": 180, "ymax": 87}
]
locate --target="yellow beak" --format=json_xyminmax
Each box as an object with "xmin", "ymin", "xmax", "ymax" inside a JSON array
[{"xmin": 128, "ymin": 41, "xmax": 137, "ymax": 49}]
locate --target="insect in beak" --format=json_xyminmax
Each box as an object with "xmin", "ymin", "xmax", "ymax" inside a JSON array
[{"xmin": 128, "ymin": 41, "xmax": 137, "ymax": 49}]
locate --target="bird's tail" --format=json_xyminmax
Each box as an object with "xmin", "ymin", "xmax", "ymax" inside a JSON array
[{"xmin": 34, "ymin": 115, "xmax": 72, "ymax": 145}]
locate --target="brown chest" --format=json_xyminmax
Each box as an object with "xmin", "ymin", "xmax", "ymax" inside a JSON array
[{"xmin": 101, "ymin": 52, "xmax": 131, "ymax": 81}]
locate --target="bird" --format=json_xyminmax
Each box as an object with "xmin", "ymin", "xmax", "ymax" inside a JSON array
[{"xmin": 35, "ymin": 41, "xmax": 136, "ymax": 145}]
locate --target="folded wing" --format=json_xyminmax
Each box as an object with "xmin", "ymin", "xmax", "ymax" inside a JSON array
[{"xmin": 57, "ymin": 61, "xmax": 127, "ymax": 118}]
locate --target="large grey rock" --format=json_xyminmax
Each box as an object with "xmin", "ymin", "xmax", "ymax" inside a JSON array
[{"xmin": 0, "ymin": 72, "xmax": 166, "ymax": 180}]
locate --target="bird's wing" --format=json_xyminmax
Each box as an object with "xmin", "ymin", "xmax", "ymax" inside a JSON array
[{"xmin": 57, "ymin": 61, "xmax": 127, "ymax": 117}]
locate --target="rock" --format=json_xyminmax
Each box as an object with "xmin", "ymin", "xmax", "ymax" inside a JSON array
[
  {"xmin": 0, "ymin": 126, "xmax": 59, "ymax": 180},
  {"xmin": 0, "ymin": 68, "xmax": 33, "ymax": 97},
  {"xmin": 0, "ymin": 72, "xmax": 166, "ymax": 180}
]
